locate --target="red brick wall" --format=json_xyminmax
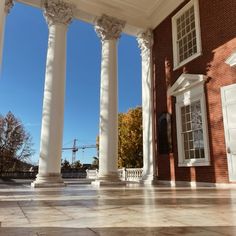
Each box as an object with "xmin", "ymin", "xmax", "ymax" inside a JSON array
[{"xmin": 153, "ymin": 0, "xmax": 236, "ymax": 183}]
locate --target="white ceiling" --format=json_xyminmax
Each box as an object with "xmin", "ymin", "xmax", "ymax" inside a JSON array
[{"xmin": 16, "ymin": 0, "xmax": 184, "ymax": 35}]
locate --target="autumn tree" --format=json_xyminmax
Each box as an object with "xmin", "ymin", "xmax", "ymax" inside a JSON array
[
  {"xmin": 0, "ymin": 112, "xmax": 34, "ymax": 171},
  {"xmin": 96, "ymin": 107, "xmax": 143, "ymax": 168},
  {"xmin": 118, "ymin": 107, "xmax": 143, "ymax": 168}
]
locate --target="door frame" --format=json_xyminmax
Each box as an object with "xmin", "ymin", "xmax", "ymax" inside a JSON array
[{"xmin": 221, "ymin": 83, "xmax": 236, "ymax": 182}]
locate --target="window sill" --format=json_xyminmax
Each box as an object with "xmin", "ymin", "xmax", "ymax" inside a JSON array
[
  {"xmin": 173, "ymin": 52, "xmax": 202, "ymax": 71},
  {"xmin": 178, "ymin": 159, "xmax": 210, "ymax": 167}
]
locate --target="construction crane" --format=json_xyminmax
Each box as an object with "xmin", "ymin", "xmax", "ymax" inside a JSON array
[{"xmin": 62, "ymin": 139, "xmax": 96, "ymax": 164}]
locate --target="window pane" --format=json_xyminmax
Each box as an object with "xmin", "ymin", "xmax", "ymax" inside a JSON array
[
  {"xmin": 176, "ymin": 4, "xmax": 197, "ymax": 63},
  {"xmin": 200, "ymin": 148, "xmax": 205, "ymax": 158},
  {"xmin": 190, "ymin": 150, "xmax": 195, "ymax": 159},
  {"xmin": 195, "ymin": 149, "xmax": 200, "ymax": 159}
]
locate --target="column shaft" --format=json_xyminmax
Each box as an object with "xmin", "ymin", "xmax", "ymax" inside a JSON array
[
  {"xmin": 32, "ymin": 0, "xmax": 74, "ymax": 187},
  {"xmin": 33, "ymin": 24, "xmax": 67, "ymax": 187},
  {"xmin": 93, "ymin": 14, "xmax": 125, "ymax": 185},
  {"xmin": 141, "ymin": 53, "xmax": 155, "ymax": 181},
  {"xmin": 39, "ymin": 24, "xmax": 67, "ymax": 174},
  {"xmin": 137, "ymin": 30, "xmax": 157, "ymax": 184},
  {"xmin": 99, "ymin": 39, "xmax": 118, "ymax": 180}
]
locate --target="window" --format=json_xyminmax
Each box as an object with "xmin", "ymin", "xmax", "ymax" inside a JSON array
[
  {"xmin": 172, "ymin": 0, "xmax": 202, "ymax": 69},
  {"xmin": 168, "ymin": 74, "xmax": 210, "ymax": 167},
  {"xmin": 181, "ymin": 101, "xmax": 205, "ymax": 160}
]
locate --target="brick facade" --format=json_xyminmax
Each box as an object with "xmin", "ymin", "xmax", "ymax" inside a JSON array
[{"xmin": 153, "ymin": 0, "xmax": 236, "ymax": 183}]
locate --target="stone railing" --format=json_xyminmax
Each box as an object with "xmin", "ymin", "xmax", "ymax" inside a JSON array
[
  {"xmin": 86, "ymin": 168, "xmax": 143, "ymax": 182},
  {"xmin": 62, "ymin": 171, "xmax": 87, "ymax": 178},
  {"xmin": 123, "ymin": 168, "xmax": 143, "ymax": 182},
  {"xmin": 0, "ymin": 171, "xmax": 36, "ymax": 179},
  {"xmin": 0, "ymin": 171, "xmax": 87, "ymax": 179},
  {"xmin": 86, "ymin": 169, "xmax": 98, "ymax": 179}
]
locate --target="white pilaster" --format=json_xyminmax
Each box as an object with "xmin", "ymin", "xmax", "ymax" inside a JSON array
[
  {"xmin": 32, "ymin": 0, "xmax": 74, "ymax": 187},
  {"xmin": 137, "ymin": 29, "xmax": 157, "ymax": 184},
  {"xmin": 93, "ymin": 15, "xmax": 125, "ymax": 185},
  {"xmin": 0, "ymin": 0, "xmax": 13, "ymax": 70}
]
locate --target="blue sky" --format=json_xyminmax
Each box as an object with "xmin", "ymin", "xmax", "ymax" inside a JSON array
[{"xmin": 0, "ymin": 2, "xmax": 142, "ymax": 165}]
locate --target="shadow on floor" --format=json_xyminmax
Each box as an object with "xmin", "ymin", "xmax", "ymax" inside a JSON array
[
  {"xmin": 0, "ymin": 178, "xmax": 33, "ymax": 185},
  {"xmin": 0, "ymin": 226, "xmax": 236, "ymax": 236}
]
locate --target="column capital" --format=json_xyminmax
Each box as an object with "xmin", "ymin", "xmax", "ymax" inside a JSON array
[
  {"xmin": 42, "ymin": 0, "xmax": 74, "ymax": 26},
  {"xmin": 5, "ymin": 0, "xmax": 14, "ymax": 14},
  {"xmin": 95, "ymin": 14, "xmax": 125, "ymax": 41},
  {"xmin": 137, "ymin": 29, "xmax": 153, "ymax": 59}
]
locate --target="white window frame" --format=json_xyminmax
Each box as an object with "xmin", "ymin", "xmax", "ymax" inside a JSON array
[
  {"xmin": 225, "ymin": 51, "xmax": 236, "ymax": 68},
  {"xmin": 172, "ymin": 0, "xmax": 202, "ymax": 70},
  {"xmin": 168, "ymin": 74, "xmax": 210, "ymax": 167}
]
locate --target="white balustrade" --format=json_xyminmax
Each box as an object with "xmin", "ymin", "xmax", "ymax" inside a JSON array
[
  {"xmin": 86, "ymin": 168, "xmax": 143, "ymax": 182},
  {"xmin": 86, "ymin": 169, "xmax": 99, "ymax": 179},
  {"xmin": 125, "ymin": 168, "xmax": 143, "ymax": 182}
]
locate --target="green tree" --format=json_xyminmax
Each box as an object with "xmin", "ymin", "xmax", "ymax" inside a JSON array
[
  {"xmin": 72, "ymin": 160, "xmax": 82, "ymax": 169},
  {"xmin": 0, "ymin": 111, "xmax": 34, "ymax": 171},
  {"xmin": 91, "ymin": 156, "xmax": 99, "ymax": 169},
  {"xmin": 118, "ymin": 107, "xmax": 143, "ymax": 168},
  {"xmin": 61, "ymin": 159, "xmax": 71, "ymax": 170}
]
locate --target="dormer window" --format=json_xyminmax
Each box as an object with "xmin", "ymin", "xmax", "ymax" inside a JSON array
[
  {"xmin": 172, "ymin": 0, "xmax": 202, "ymax": 69},
  {"xmin": 168, "ymin": 74, "xmax": 210, "ymax": 167}
]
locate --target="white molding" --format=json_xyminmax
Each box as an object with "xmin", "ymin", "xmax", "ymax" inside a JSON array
[
  {"xmin": 15, "ymin": 0, "xmax": 185, "ymax": 36},
  {"xmin": 172, "ymin": 0, "xmax": 202, "ymax": 69},
  {"xmin": 225, "ymin": 52, "xmax": 236, "ymax": 68},
  {"xmin": 150, "ymin": 0, "xmax": 184, "ymax": 28},
  {"xmin": 168, "ymin": 73, "xmax": 207, "ymax": 96}
]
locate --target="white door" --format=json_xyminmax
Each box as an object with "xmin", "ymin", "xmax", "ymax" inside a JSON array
[{"xmin": 221, "ymin": 84, "xmax": 236, "ymax": 182}]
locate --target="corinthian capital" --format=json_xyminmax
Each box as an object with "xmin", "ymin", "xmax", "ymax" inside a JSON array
[
  {"xmin": 42, "ymin": 0, "xmax": 74, "ymax": 26},
  {"xmin": 137, "ymin": 29, "xmax": 153, "ymax": 59},
  {"xmin": 95, "ymin": 14, "xmax": 125, "ymax": 41},
  {"xmin": 5, "ymin": 0, "xmax": 14, "ymax": 14}
]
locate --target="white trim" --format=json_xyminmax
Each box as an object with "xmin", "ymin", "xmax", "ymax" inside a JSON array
[
  {"xmin": 169, "ymin": 74, "xmax": 210, "ymax": 167},
  {"xmin": 150, "ymin": 0, "xmax": 185, "ymax": 29},
  {"xmin": 172, "ymin": 0, "xmax": 202, "ymax": 70},
  {"xmin": 225, "ymin": 52, "xmax": 236, "ymax": 68},
  {"xmin": 168, "ymin": 73, "xmax": 207, "ymax": 96},
  {"xmin": 221, "ymin": 83, "xmax": 236, "ymax": 182},
  {"xmin": 14, "ymin": 0, "xmax": 184, "ymax": 36},
  {"xmin": 173, "ymin": 52, "xmax": 202, "ymax": 70}
]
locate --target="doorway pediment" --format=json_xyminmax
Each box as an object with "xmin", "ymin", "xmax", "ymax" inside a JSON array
[{"xmin": 168, "ymin": 74, "xmax": 208, "ymax": 96}]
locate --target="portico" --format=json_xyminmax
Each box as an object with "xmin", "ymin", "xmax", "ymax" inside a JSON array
[{"xmin": 0, "ymin": 0, "xmax": 185, "ymax": 187}]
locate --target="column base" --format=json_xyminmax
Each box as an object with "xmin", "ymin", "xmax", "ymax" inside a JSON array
[
  {"xmin": 92, "ymin": 179, "xmax": 126, "ymax": 187},
  {"xmin": 140, "ymin": 174, "xmax": 158, "ymax": 186},
  {"xmin": 31, "ymin": 173, "xmax": 66, "ymax": 188},
  {"xmin": 92, "ymin": 173, "xmax": 126, "ymax": 187}
]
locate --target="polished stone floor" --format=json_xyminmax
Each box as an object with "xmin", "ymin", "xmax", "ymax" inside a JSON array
[{"xmin": 0, "ymin": 180, "xmax": 236, "ymax": 235}]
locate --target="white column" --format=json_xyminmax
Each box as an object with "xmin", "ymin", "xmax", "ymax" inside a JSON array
[
  {"xmin": 137, "ymin": 30, "xmax": 157, "ymax": 184},
  {"xmin": 32, "ymin": 0, "xmax": 74, "ymax": 187},
  {"xmin": 94, "ymin": 15, "xmax": 125, "ymax": 185},
  {"xmin": 0, "ymin": 0, "xmax": 13, "ymax": 70}
]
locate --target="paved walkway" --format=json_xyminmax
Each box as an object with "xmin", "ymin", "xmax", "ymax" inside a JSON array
[{"xmin": 0, "ymin": 181, "xmax": 236, "ymax": 235}]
